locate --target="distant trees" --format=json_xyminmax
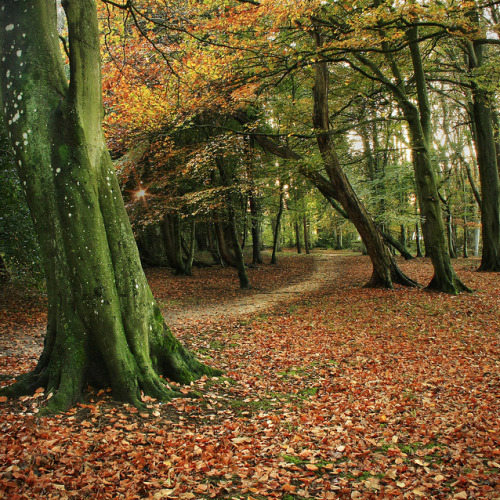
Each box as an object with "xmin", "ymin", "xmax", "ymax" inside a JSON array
[{"xmin": 98, "ymin": 0, "xmax": 500, "ymax": 292}]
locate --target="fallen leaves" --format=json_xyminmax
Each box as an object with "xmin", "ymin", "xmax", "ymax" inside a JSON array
[{"xmin": 0, "ymin": 253, "xmax": 499, "ymax": 498}]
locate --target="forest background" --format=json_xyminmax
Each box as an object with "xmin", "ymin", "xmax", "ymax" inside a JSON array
[{"xmin": 0, "ymin": 0, "xmax": 499, "ymax": 499}]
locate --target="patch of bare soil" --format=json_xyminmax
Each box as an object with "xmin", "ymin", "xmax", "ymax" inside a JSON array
[
  {"xmin": 162, "ymin": 253, "xmax": 344, "ymax": 330},
  {"xmin": 0, "ymin": 252, "xmax": 336, "ymax": 361}
]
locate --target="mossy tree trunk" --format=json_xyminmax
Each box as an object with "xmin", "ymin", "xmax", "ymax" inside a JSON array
[
  {"xmin": 354, "ymin": 24, "xmax": 469, "ymax": 292},
  {"xmin": 270, "ymin": 182, "xmax": 284, "ymax": 265},
  {"xmin": 404, "ymin": 26, "xmax": 469, "ymax": 293},
  {"xmin": 311, "ymin": 34, "xmax": 417, "ymax": 289},
  {"xmin": 215, "ymin": 158, "xmax": 251, "ymax": 289},
  {"xmin": 0, "ymin": 0, "xmax": 216, "ymax": 412},
  {"xmin": 467, "ymin": 39, "xmax": 500, "ymax": 271}
]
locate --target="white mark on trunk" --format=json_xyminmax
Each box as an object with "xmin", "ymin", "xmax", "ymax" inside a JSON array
[
  {"xmin": 16, "ymin": 50, "xmax": 22, "ymax": 57},
  {"xmin": 5, "ymin": 24, "xmax": 14, "ymax": 31},
  {"xmin": 6, "ymin": 69, "xmax": 10, "ymax": 78}
]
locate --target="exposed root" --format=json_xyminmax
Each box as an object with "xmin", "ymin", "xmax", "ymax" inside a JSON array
[
  {"xmin": 391, "ymin": 263, "xmax": 421, "ymax": 288},
  {"xmin": 426, "ymin": 275, "xmax": 472, "ymax": 294}
]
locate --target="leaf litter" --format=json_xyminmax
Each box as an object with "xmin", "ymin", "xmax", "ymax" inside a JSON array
[{"xmin": 0, "ymin": 252, "xmax": 499, "ymax": 499}]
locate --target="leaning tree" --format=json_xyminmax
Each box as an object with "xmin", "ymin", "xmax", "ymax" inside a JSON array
[{"xmin": 0, "ymin": 0, "xmax": 217, "ymax": 412}]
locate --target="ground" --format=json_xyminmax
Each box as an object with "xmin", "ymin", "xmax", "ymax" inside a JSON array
[{"xmin": 0, "ymin": 251, "xmax": 499, "ymax": 499}]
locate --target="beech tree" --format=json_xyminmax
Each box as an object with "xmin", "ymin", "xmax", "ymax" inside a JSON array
[{"xmin": 0, "ymin": 0, "xmax": 216, "ymax": 412}]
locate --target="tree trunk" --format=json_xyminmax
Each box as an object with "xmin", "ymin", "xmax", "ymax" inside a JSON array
[
  {"xmin": 303, "ymin": 214, "xmax": 310, "ymax": 254},
  {"xmin": 161, "ymin": 213, "xmax": 188, "ymax": 275},
  {"xmin": 228, "ymin": 206, "xmax": 251, "ymax": 289},
  {"xmin": 295, "ymin": 221, "xmax": 302, "ymax": 254},
  {"xmin": 469, "ymin": 65, "xmax": 500, "ymax": 270},
  {"xmin": 382, "ymin": 230, "xmax": 414, "ymax": 261},
  {"xmin": 415, "ymin": 222, "xmax": 423, "ymax": 258},
  {"xmin": 400, "ymin": 225, "xmax": 406, "ymax": 248},
  {"xmin": 405, "ymin": 112, "xmax": 467, "ymax": 291},
  {"xmin": 403, "ymin": 26, "xmax": 469, "ymax": 292},
  {"xmin": 465, "ymin": 17, "xmax": 500, "ymax": 271},
  {"xmin": 0, "ymin": 0, "xmax": 216, "ymax": 412},
  {"xmin": 271, "ymin": 184, "xmax": 284, "ymax": 265},
  {"xmin": 213, "ymin": 214, "xmax": 237, "ymax": 267},
  {"xmin": 249, "ymin": 191, "xmax": 263, "ymax": 265},
  {"xmin": 215, "ymin": 159, "xmax": 251, "ymax": 289},
  {"xmin": 311, "ymin": 34, "xmax": 416, "ymax": 288},
  {"xmin": 337, "ymin": 228, "xmax": 343, "ymax": 250},
  {"xmin": 136, "ymin": 224, "xmax": 169, "ymax": 267},
  {"xmin": 445, "ymin": 210, "xmax": 457, "ymax": 259},
  {"xmin": 473, "ymin": 227, "xmax": 480, "ymax": 257},
  {"xmin": 185, "ymin": 218, "xmax": 196, "ymax": 275}
]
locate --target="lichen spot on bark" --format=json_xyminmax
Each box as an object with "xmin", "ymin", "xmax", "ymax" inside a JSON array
[{"xmin": 5, "ymin": 24, "xmax": 14, "ymax": 31}]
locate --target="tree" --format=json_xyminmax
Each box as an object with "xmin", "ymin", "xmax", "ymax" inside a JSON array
[
  {"xmin": 322, "ymin": 1, "xmax": 471, "ymax": 292},
  {"xmin": 464, "ymin": 15, "xmax": 500, "ymax": 271},
  {"xmin": 0, "ymin": 0, "xmax": 216, "ymax": 413},
  {"xmin": 0, "ymin": 119, "xmax": 42, "ymax": 281}
]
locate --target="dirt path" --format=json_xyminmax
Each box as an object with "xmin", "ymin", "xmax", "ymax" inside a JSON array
[
  {"xmin": 0, "ymin": 253, "xmax": 345, "ymax": 360},
  {"xmin": 163, "ymin": 253, "xmax": 342, "ymax": 329}
]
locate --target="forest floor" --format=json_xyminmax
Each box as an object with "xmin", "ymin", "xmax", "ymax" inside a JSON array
[{"xmin": 0, "ymin": 251, "xmax": 499, "ymax": 499}]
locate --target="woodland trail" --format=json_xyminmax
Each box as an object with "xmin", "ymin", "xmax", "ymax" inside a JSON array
[
  {"xmin": 0, "ymin": 252, "xmax": 344, "ymax": 360},
  {"xmin": 162, "ymin": 253, "xmax": 343, "ymax": 330}
]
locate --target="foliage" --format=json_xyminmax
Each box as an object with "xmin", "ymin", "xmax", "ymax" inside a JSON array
[{"xmin": 98, "ymin": 0, "xmax": 495, "ymax": 262}]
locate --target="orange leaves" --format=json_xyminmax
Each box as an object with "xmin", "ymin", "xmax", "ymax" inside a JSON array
[{"xmin": 1, "ymin": 254, "xmax": 500, "ymax": 498}]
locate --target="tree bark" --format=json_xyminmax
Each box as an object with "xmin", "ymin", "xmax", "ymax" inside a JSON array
[
  {"xmin": 271, "ymin": 183, "xmax": 284, "ymax": 264},
  {"xmin": 295, "ymin": 221, "xmax": 302, "ymax": 254},
  {"xmin": 161, "ymin": 213, "xmax": 189, "ymax": 275},
  {"xmin": 303, "ymin": 214, "xmax": 310, "ymax": 254},
  {"xmin": 184, "ymin": 218, "xmax": 196, "ymax": 275},
  {"xmin": 311, "ymin": 34, "xmax": 416, "ymax": 288},
  {"xmin": 136, "ymin": 224, "xmax": 169, "ymax": 267},
  {"xmin": 249, "ymin": 190, "xmax": 263, "ymax": 265},
  {"xmin": 404, "ymin": 26, "xmax": 469, "ymax": 292},
  {"xmin": 415, "ymin": 222, "xmax": 423, "ymax": 258},
  {"xmin": 382, "ymin": 230, "xmax": 414, "ymax": 261},
  {"xmin": 213, "ymin": 215, "xmax": 236, "ymax": 266},
  {"xmin": 467, "ymin": 39, "xmax": 500, "ymax": 271},
  {"xmin": 216, "ymin": 159, "xmax": 251, "ymax": 289},
  {"xmin": 0, "ymin": 0, "xmax": 216, "ymax": 412}
]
